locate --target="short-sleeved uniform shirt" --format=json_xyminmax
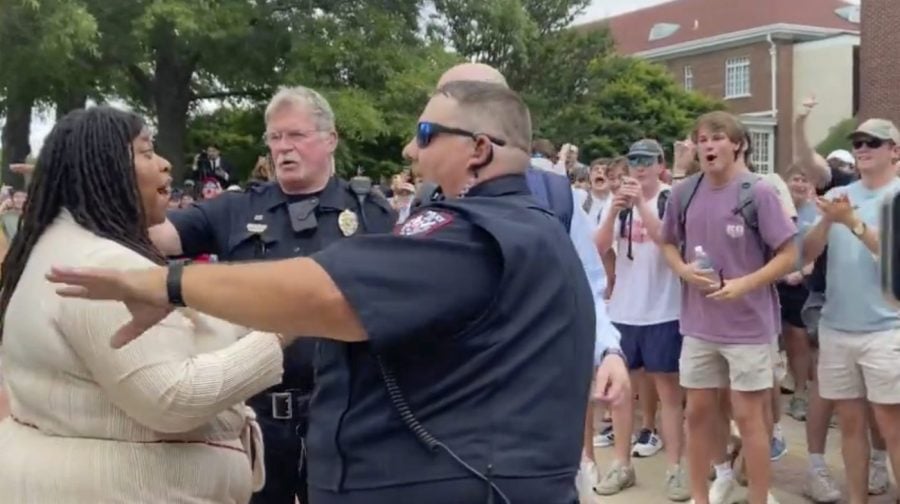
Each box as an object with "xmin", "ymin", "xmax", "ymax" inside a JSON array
[
  {"xmin": 305, "ymin": 175, "xmax": 594, "ymax": 503},
  {"xmin": 661, "ymin": 175, "xmax": 797, "ymax": 344},
  {"xmin": 168, "ymin": 178, "xmax": 395, "ymax": 390}
]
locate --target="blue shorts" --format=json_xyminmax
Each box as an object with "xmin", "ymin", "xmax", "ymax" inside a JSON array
[{"xmin": 616, "ymin": 320, "xmax": 682, "ymax": 374}]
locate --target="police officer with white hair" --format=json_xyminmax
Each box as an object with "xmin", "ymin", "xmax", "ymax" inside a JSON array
[{"xmin": 147, "ymin": 85, "xmax": 396, "ymax": 504}]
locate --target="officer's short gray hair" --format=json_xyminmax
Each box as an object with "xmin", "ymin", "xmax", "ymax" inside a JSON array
[
  {"xmin": 265, "ymin": 86, "xmax": 336, "ymax": 132},
  {"xmin": 436, "ymin": 81, "xmax": 532, "ymax": 152}
]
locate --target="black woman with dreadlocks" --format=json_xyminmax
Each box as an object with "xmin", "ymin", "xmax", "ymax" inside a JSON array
[{"xmin": 0, "ymin": 107, "xmax": 286, "ymax": 503}]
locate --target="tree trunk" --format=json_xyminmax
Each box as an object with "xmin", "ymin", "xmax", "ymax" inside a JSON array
[
  {"xmin": 54, "ymin": 89, "xmax": 89, "ymax": 120},
  {"xmin": 1, "ymin": 91, "xmax": 34, "ymax": 190},
  {"xmin": 146, "ymin": 26, "xmax": 197, "ymax": 183}
]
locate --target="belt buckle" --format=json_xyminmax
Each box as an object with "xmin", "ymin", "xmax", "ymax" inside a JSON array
[{"xmin": 270, "ymin": 392, "xmax": 293, "ymax": 420}]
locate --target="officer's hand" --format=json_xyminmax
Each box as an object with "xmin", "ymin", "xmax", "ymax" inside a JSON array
[
  {"xmin": 47, "ymin": 265, "xmax": 172, "ymax": 348},
  {"xmin": 593, "ymin": 353, "xmax": 630, "ymax": 406}
]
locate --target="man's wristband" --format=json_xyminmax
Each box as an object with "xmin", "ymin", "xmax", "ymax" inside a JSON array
[{"xmin": 166, "ymin": 261, "xmax": 187, "ymax": 307}]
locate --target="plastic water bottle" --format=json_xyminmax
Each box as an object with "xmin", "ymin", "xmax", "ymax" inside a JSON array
[
  {"xmin": 692, "ymin": 246, "xmax": 719, "ymax": 285},
  {"xmin": 693, "ymin": 246, "xmax": 713, "ymax": 270}
]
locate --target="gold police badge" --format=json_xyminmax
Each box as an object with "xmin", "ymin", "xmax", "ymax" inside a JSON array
[{"xmin": 338, "ymin": 209, "xmax": 359, "ymax": 236}]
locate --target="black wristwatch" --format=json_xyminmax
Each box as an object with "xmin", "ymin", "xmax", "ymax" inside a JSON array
[
  {"xmin": 601, "ymin": 347, "xmax": 627, "ymax": 363},
  {"xmin": 166, "ymin": 261, "xmax": 187, "ymax": 307}
]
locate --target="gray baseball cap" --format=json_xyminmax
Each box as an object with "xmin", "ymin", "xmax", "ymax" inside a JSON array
[{"xmin": 627, "ymin": 139, "xmax": 665, "ymax": 159}]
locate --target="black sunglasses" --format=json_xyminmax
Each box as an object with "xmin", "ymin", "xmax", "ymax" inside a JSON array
[
  {"xmin": 416, "ymin": 122, "xmax": 507, "ymax": 149},
  {"xmin": 852, "ymin": 137, "xmax": 885, "ymax": 150},
  {"xmin": 627, "ymin": 156, "xmax": 658, "ymax": 168}
]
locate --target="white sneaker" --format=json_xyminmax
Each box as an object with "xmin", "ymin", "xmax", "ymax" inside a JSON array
[
  {"xmin": 665, "ymin": 464, "xmax": 691, "ymax": 502},
  {"xmin": 804, "ymin": 466, "xmax": 841, "ymax": 503},
  {"xmin": 869, "ymin": 458, "xmax": 890, "ymax": 495},
  {"xmin": 632, "ymin": 428, "xmax": 664, "ymax": 457},
  {"xmin": 767, "ymin": 492, "xmax": 780, "ymax": 504},
  {"xmin": 593, "ymin": 426, "xmax": 614, "ymax": 447},
  {"xmin": 595, "ymin": 460, "xmax": 637, "ymax": 496},
  {"xmin": 709, "ymin": 476, "xmax": 737, "ymax": 504},
  {"xmin": 576, "ymin": 459, "xmax": 601, "ymax": 504}
]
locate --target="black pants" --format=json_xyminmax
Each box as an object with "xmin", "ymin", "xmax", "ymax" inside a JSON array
[
  {"xmin": 308, "ymin": 473, "xmax": 578, "ymax": 504},
  {"xmin": 250, "ymin": 393, "xmax": 310, "ymax": 504}
]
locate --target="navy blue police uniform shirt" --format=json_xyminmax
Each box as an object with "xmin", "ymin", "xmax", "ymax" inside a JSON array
[
  {"xmin": 168, "ymin": 178, "xmax": 395, "ymax": 391},
  {"xmin": 305, "ymin": 174, "xmax": 596, "ymax": 504}
]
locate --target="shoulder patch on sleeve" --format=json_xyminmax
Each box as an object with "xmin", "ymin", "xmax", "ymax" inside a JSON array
[{"xmin": 394, "ymin": 210, "xmax": 454, "ymax": 237}]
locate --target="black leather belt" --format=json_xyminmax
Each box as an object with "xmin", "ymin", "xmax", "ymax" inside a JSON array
[{"xmin": 249, "ymin": 389, "xmax": 311, "ymax": 421}]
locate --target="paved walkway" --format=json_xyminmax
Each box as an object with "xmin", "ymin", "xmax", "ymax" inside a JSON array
[{"xmin": 590, "ymin": 400, "xmax": 897, "ymax": 504}]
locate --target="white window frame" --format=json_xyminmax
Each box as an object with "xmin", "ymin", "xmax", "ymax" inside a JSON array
[
  {"xmin": 725, "ymin": 57, "xmax": 751, "ymax": 99},
  {"xmin": 683, "ymin": 65, "xmax": 694, "ymax": 91},
  {"xmin": 748, "ymin": 127, "xmax": 775, "ymax": 175}
]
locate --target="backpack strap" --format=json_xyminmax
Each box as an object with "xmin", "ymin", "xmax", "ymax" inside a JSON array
[
  {"xmin": 582, "ymin": 192, "xmax": 593, "ymax": 214},
  {"xmin": 526, "ymin": 168, "xmax": 574, "ymax": 232},
  {"xmin": 673, "ymin": 173, "xmax": 704, "ymax": 258},
  {"xmin": 657, "ymin": 188, "xmax": 671, "ymax": 218},
  {"xmin": 732, "ymin": 172, "xmax": 770, "ymax": 259},
  {"xmin": 733, "ymin": 172, "xmax": 762, "ymax": 231}
]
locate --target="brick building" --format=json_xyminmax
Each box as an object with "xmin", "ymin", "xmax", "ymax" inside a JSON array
[
  {"xmin": 859, "ymin": 0, "xmax": 900, "ymax": 126},
  {"xmin": 578, "ymin": 0, "xmax": 861, "ymax": 174}
]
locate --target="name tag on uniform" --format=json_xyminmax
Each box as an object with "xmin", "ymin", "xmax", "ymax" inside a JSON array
[{"xmin": 247, "ymin": 223, "xmax": 267, "ymax": 234}]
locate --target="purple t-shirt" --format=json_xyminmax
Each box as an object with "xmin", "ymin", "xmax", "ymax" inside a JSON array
[{"xmin": 662, "ymin": 176, "xmax": 797, "ymax": 344}]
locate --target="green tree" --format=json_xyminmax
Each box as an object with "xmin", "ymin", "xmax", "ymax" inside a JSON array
[
  {"xmin": 815, "ymin": 118, "xmax": 856, "ymax": 156},
  {"xmin": 81, "ymin": 0, "xmax": 292, "ymax": 180},
  {"xmin": 544, "ymin": 56, "xmax": 724, "ymax": 162},
  {"xmin": 0, "ymin": 0, "xmax": 98, "ymax": 187},
  {"xmin": 279, "ymin": 2, "xmax": 458, "ymax": 180},
  {"xmin": 187, "ymin": 2, "xmax": 458, "ymax": 184}
]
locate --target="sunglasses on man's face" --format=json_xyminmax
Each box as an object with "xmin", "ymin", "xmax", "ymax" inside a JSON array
[
  {"xmin": 852, "ymin": 137, "xmax": 885, "ymax": 150},
  {"xmin": 416, "ymin": 121, "xmax": 506, "ymax": 149},
  {"xmin": 627, "ymin": 156, "xmax": 657, "ymax": 168}
]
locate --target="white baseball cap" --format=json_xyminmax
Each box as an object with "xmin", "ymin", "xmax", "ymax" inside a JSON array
[{"xmin": 826, "ymin": 149, "xmax": 855, "ymax": 165}]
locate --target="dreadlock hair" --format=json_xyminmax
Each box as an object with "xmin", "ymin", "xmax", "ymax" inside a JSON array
[{"xmin": 0, "ymin": 107, "xmax": 165, "ymax": 340}]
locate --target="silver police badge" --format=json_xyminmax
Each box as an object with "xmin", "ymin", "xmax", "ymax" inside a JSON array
[{"xmin": 338, "ymin": 209, "xmax": 359, "ymax": 236}]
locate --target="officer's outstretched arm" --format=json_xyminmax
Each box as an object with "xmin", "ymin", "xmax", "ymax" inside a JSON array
[
  {"xmin": 149, "ymin": 220, "xmax": 185, "ymax": 257},
  {"xmin": 180, "ymin": 258, "xmax": 368, "ymax": 343}
]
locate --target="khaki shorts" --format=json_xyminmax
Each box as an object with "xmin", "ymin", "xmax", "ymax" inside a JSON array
[
  {"xmin": 818, "ymin": 325, "xmax": 900, "ymax": 404},
  {"xmin": 679, "ymin": 336, "xmax": 775, "ymax": 392}
]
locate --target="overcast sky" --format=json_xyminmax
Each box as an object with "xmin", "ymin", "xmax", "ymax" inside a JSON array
[{"xmin": 576, "ymin": 0, "xmax": 673, "ymax": 22}]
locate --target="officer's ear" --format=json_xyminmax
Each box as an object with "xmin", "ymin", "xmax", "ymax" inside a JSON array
[
  {"xmin": 467, "ymin": 135, "xmax": 494, "ymax": 173},
  {"xmin": 324, "ymin": 129, "xmax": 339, "ymax": 154}
]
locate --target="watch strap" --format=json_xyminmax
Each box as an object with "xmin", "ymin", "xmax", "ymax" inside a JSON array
[
  {"xmin": 601, "ymin": 347, "xmax": 626, "ymax": 362},
  {"xmin": 166, "ymin": 261, "xmax": 187, "ymax": 307}
]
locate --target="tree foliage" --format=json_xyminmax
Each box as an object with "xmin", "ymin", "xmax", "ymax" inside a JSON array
[
  {"xmin": 2, "ymin": 0, "xmax": 721, "ymax": 185},
  {"xmin": 815, "ymin": 117, "xmax": 856, "ymax": 156}
]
